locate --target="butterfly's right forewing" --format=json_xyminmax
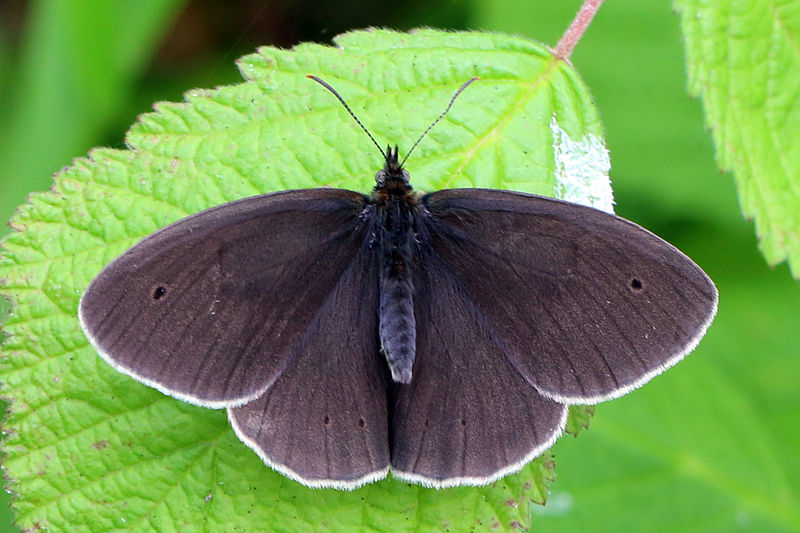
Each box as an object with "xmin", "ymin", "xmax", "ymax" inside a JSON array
[
  {"xmin": 79, "ymin": 189, "xmax": 372, "ymax": 408},
  {"xmin": 419, "ymin": 189, "xmax": 717, "ymax": 405}
]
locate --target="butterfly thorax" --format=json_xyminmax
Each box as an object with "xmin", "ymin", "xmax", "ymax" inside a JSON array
[{"xmin": 372, "ymin": 146, "xmax": 418, "ymax": 384}]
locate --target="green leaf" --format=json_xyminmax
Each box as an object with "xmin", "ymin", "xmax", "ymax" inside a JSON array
[
  {"xmin": 0, "ymin": 29, "xmax": 605, "ymax": 532},
  {"xmin": 675, "ymin": 0, "xmax": 800, "ymax": 277},
  {"xmin": 564, "ymin": 406, "xmax": 595, "ymax": 437}
]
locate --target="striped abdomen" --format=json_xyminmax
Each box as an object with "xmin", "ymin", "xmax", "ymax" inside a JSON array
[{"xmin": 377, "ymin": 198, "xmax": 417, "ymax": 384}]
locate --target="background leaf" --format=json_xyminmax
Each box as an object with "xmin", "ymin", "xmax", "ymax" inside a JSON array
[
  {"xmin": 0, "ymin": 0, "xmax": 188, "ymax": 238},
  {"xmin": 675, "ymin": 0, "xmax": 800, "ymax": 277},
  {"xmin": 0, "ymin": 29, "xmax": 604, "ymax": 532}
]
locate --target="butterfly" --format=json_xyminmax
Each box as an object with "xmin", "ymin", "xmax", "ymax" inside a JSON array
[{"xmin": 79, "ymin": 76, "xmax": 717, "ymax": 489}]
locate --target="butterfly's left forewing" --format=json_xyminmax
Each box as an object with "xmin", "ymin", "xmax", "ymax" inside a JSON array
[{"xmin": 79, "ymin": 189, "xmax": 373, "ymax": 408}]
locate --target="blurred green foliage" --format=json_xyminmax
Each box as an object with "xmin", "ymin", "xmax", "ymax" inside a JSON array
[{"xmin": 0, "ymin": 1, "xmax": 797, "ymax": 532}]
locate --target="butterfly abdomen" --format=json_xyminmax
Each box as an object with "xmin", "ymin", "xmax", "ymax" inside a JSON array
[{"xmin": 376, "ymin": 196, "xmax": 417, "ymax": 384}]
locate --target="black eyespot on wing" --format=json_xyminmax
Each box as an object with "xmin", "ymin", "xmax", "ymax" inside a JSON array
[{"xmin": 151, "ymin": 286, "xmax": 167, "ymax": 300}]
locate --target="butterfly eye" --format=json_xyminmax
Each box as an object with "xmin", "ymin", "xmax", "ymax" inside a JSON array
[
  {"xmin": 151, "ymin": 286, "xmax": 168, "ymax": 300},
  {"xmin": 629, "ymin": 278, "xmax": 644, "ymax": 292}
]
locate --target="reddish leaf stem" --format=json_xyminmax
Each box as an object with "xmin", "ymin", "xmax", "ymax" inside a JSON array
[{"xmin": 554, "ymin": 0, "xmax": 605, "ymax": 60}]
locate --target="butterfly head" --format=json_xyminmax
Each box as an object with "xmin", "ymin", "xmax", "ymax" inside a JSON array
[{"xmin": 375, "ymin": 145, "xmax": 411, "ymax": 190}]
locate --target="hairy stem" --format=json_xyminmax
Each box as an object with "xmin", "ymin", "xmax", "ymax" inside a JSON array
[{"xmin": 554, "ymin": 0, "xmax": 605, "ymax": 60}]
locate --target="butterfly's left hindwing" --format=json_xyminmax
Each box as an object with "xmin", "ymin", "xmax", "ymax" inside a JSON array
[{"xmin": 228, "ymin": 243, "xmax": 391, "ymax": 489}]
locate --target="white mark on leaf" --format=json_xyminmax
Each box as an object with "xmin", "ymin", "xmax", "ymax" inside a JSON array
[{"xmin": 550, "ymin": 116, "xmax": 614, "ymax": 214}]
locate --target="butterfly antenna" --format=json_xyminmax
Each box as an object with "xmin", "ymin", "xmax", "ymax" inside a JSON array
[
  {"xmin": 399, "ymin": 76, "xmax": 479, "ymax": 167},
  {"xmin": 307, "ymin": 75, "xmax": 387, "ymax": 161}
]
